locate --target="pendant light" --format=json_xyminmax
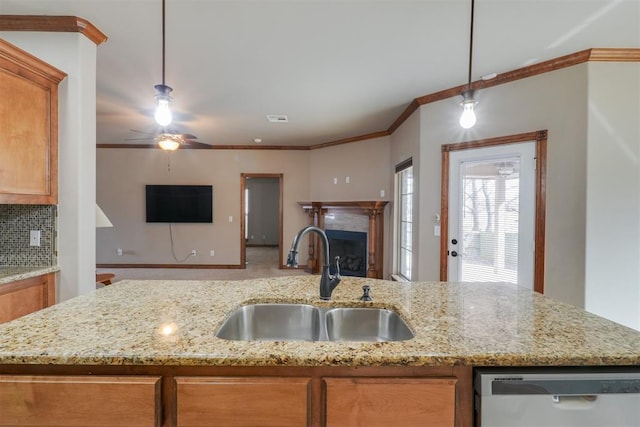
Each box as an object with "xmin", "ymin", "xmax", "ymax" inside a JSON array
[
  {"xmin": 459, "ymin": 0, "xmax": 477, "ymax": 129},
  {"xmin": 154, "ymin": 0, "xmax": 173, "ymax": 128}
]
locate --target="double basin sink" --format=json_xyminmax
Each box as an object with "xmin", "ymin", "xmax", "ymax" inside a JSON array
[{"xmin": 216, "ymin": 303, "xmax": 414, "ymax": 342}]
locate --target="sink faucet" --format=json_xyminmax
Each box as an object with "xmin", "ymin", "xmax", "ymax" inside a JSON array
[{"xmin": 286, "ymin": 226, "xmax": 341, "ymax": 300}]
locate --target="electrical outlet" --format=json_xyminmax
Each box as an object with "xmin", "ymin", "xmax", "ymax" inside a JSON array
[
  {"xmin": 117, "ymin": 248, "xmax": 123, "ymax": 256},
  {"xmin": 191, "ymin": 250, "xmax": 197, "ymax": 256},
  {"xmin": 29, "ymin": 230, "xmax": 41, "ymax": 247},
  {"xmin": 210, "ymin": 250, "xmax": 215, "ymax": 257},
  {"xmin": 345, "ymin": 176, "xmax": 350, "ymax": 184}
]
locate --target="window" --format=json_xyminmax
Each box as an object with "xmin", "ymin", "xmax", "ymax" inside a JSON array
[
  {"xmin": 244, "ymin": 188, "xmax": 249, "ymax": 240},
  {"xmin": 395, "ymin": 158, "xmax": 413, "ymax": 281}
]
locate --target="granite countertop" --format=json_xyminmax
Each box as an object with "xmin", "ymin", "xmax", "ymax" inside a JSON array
[
  {"xmin": 0, "ymin": 276, "xmax": 639, "ymax": 367},
  {"xmin": 0, "ymin": 266, "xmax": 59, "ymax": 285}
]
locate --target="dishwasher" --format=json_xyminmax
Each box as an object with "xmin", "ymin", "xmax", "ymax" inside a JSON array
[{"xmin": 475, "ymin": 368, "xmax": 640, "ymax": 426}]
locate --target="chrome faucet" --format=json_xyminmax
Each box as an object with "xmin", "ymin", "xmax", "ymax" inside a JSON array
[{"xmin": 286, "ymin": 226, "xmax": 341, "ymax": 300}]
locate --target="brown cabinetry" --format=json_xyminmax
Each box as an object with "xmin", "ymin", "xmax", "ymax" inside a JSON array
[
  {"xmin": 0, "ymin": 366, "xmax": 472, "ymax": 426},
  {"xmin": 0, "ymin": 375, "xmax": 161, "ymax": 426},
  {"xmin": 0, "ymin": 273, "xmax": 55, "ymax": 323},
  {"xmin": 0, "ymin": 39, "xmax": 65, "ymax": 204},
  {"xmin": 324, "ymin": 377, "xmax": 456, "ymax": 427},
  {"xmin": 175, "ymin": 376, "xmax": 311, "ymax": 426}
]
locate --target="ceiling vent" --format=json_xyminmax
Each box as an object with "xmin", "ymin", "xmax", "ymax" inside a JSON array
[{"xmin": 266, "ymin": 114, "xmax": 288, "ymax": 123}]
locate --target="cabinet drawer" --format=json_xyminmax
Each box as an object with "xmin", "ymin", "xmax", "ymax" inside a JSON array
[
  {"xmin": 0, "ymin": 273, "xmax": 55, "ymax": 323},
  {"xmin": 175, "ymin": 376, "xmax": 310, "ymax": 427},
  {"xmin": 324, "ymin": 377, "xmax": 457, "ymax": 427},
  {"xmin": 0, "ymin": 375, "xmax": 161, "ymax": 426}
]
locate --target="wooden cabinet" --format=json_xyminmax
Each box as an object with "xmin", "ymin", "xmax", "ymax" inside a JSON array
[
  {"xmin": 0, "ymin": 366, "xmax": 472, "ymax": 426},
  {"xmin": 175, "ymin": 376, "xmax": 311, "ymax": 426},
  {"xmin": 0, "ymin": 39, "xmax": 65, "ymax": 204},
  {"xmin": 0, "ymin": 375, "xmax": 161, "ymax": 426},
  {"xmin": 324, "ymin": 377, "xmax": 456, "ymax": 427},
  {"xmin": 0, "ymin": 273, "xmax": 55, "ymax": 323}
]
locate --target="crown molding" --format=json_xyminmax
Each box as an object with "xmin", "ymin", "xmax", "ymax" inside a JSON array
[
  {"xmin": 0, "ymin": 38, "xmax": 66, "ymax": 83},
  {"xmin": 388, "ymin": 48, "xmax": 640, "ymax": 134},
  {"xmin": 0, "ymin": 15, "xmax": 108, "ymax": 45}
]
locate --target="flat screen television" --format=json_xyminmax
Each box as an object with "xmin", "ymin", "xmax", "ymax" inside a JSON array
[{"xmin": 146, "ymin": 185, "xmax": 213, "ymax": 223}]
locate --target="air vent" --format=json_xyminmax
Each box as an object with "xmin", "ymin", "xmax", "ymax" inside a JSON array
[{"xmin": 266, "ymin": 114, "xmax": 288, "ymax": 123}]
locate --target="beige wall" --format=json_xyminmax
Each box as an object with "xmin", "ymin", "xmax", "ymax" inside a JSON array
[
  {"xmin": 97, "ymin": 137, "xmax": 392, "ymax": 270},
  {"xmin": 246, "ymin": 177, "xmax": 279, "ymax": 246},
  {"xmin": 97, "ymin": 149, "xmax": 312, "ymax": 266},
  {"xmin": 389, "ymin": 65, "xmax": 589, "ymax": 307},
  {"xmin": 585, "ymin": 62, "xmax": 640, "ymax": 329},
  {"xmin": 309, "ymin": 136, "xmax": 391, "ymax": 201}
]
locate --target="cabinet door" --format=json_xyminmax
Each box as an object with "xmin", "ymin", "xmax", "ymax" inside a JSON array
[
  {"xmin": 0, "ymin": 273, "xmax": 55, "ymax": 323},
  {"xmin": 0, "ymin": 375, "xmax": 161, "ymax": 426},
  {"xmin": 324, "ymin": 377, "xmax": 457, "ymax": 427},
  {"xmin": 0, "ymin": 39, "xmax": 63, "ymax": 204},
  {"xmin": 175, "ymin": 376, "xmax": 310, "ymax": 426}
]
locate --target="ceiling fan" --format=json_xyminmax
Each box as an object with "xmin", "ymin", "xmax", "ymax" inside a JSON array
[{"xmin": 125, "ymin": 128, "xmax": 211, "ymax": 150}]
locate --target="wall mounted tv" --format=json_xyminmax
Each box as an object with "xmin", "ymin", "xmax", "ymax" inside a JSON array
[{"xmin": 146, "ymin": 185, "xmax": 213, "ymax": 223}]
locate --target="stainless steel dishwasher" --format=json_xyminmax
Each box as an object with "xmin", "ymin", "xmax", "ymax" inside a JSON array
[{"xmin": 475, "ymin": 369, "xmax": 640, "ymax": 426}]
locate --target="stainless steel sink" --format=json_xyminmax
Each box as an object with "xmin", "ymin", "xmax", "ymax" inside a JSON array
[
  {"xmin": 216, "ymin": 304, "xmax": 414, "ymax": 342},
  {"xmin": 325, "ymin": 307, "xmax": 414, "ymax": 342},
  {"xmin": 215, "ymin": 304, "xmax": 321, "ymax": 341}
]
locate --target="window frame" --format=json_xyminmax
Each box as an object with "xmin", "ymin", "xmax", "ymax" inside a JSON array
[{"xmin": 394, "ymin": 158, "xmax": 414, "ymax": 281}]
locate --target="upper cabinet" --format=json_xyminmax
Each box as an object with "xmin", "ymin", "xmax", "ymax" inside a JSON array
[{"xmin": 0, "ymin": 38, "xmax": 66, "ymax": 204}]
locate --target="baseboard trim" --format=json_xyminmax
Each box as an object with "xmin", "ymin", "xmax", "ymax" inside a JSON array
[{"xmin": 96, "ymin": 263, "xmax": 244, "ymax": 269}]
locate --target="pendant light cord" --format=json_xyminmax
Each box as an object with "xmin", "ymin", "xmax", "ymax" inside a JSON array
[
  {"xmin": 466, "ymin": 0, "xmax": 475, "ymax": 90},
  {"xmin": 161, "ymin": 0, "xmax": 166, "ymax": 86}
]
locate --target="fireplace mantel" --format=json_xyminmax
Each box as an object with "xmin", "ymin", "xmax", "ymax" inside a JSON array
[{"xmin": 297, "ymin": 201, "xmax": 388, "ymax": 279}]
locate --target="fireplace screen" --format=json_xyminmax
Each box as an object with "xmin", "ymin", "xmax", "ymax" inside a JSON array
[{"xmin": 326, "ymin": 230, "xmax": 367, "ymax": 277}]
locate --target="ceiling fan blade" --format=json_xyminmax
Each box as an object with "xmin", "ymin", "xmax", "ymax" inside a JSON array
[
  {"xmin": 178, "ymin": 133, "xmax": 198, "ymax": 140},
  {"xmin": 129, "ymin": 128, "xmax": 157, "ymax": 135},
  {"xmin": 183, "ymin": 141, "xmax": 212, "ymax": 149},
  {"xmin": 124, "ymin": 137, "xmax": 155, "ymax": 141}
]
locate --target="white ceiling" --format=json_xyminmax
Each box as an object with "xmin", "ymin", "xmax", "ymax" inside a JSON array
[{"xmin": 1, "ymin": 0, "xmax": 639, "ymax": 147}]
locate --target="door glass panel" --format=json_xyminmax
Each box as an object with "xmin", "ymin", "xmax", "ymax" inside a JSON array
[{"xmin": 460, "ymin": 157, "xmax": 520, "ymax": 284}]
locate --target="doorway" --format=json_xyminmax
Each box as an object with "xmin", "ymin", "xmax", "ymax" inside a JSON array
[
  {"xmin": 240, "ymin": 174, "xmax": 283, "ymax": 269},
  {"xmin": 440, "ymin": 131, "xmax": 547, "ymax": 293}
]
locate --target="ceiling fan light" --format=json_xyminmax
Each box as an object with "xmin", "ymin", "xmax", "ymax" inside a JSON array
[
  {"xmin": 459, "ymin": 89, "xmax": 477, "ymax": 129},
  {"xmin": 158, "ymin": 136, "xmax": 180, "ymax": 151},
  {"xmin": 154, "ymin": 84, "xmax": 173, "ymax": 126}
]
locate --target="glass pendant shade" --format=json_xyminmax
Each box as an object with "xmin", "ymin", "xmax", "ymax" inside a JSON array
[
  {"xmin": 459, "ymin": 89, "xmax": 477, "ymax": 129},
  {"xmin": 154, "ymin": 84, "xmax": 173, "ymax": 126},
  {"xmin": 158, "ymin": 135, "xmax": 180, "ymax": 151}
]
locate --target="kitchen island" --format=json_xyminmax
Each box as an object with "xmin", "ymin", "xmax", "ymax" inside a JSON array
[{"xmin": 1, "ymin": 276, "xmax": 640, "ymax": 426}]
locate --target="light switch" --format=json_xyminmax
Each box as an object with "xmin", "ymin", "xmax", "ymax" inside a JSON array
[
  {"xmin": 29, "ymin": 230, "xmax": 41, "ymax": 247},
  {"xmin": 228, "ymin": 215, "xmax": 233, "ymax": 222}
]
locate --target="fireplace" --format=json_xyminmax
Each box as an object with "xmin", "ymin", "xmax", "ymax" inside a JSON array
[
  {"xmin": 298, "ymin": 201, "xmax": 388, "ymax": 279},
  {"xmin": 326, "ymin": 230, "xmax": 367, "ymax": 277}
]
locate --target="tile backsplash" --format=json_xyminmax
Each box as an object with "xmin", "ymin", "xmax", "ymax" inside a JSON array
[{"xmin": 0, "ymin": 205, "xmax": 56, "ymax": 266}]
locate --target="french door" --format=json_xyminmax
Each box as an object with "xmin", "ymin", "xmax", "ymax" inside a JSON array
[{"xmin": 447, "ymin": 142, "xmax": 536, "ymax": 289}]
